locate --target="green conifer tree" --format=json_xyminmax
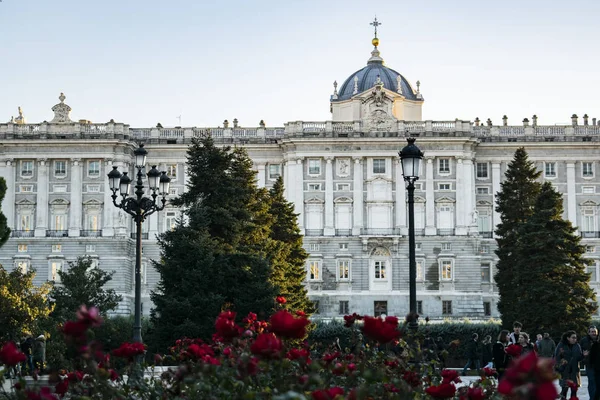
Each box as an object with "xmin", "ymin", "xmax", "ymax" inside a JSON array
[
  {"xmin": 268, "ymin": 176, "xmax": 314, "ymax": 314},
  {"xmin": 0, "ymin": 177, "xmax": 11, "ymax": 248},
  {"xmin": 494, "ymin": 148, "xmax": 542, "ymax": 328},
  {"xmin": 514, "ymin": 182, "xmax": 596, "ymax": 337}
]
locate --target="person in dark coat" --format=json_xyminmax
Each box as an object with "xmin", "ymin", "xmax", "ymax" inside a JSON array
[
  {"xmin": 19, "ymin": 335, "xmax": 34, "ymax": 376},
  {"xmin": 462, "ymin": 333, "xmax": 482, "ymax": 376},
  {"xmin": 481, "ymin": 335, "xmax": 493, "ymax": 368},
  {"xmin": 518, "ymin": 332, "xmax": 535, "ymax": 355},
  {"xmin": 555, "ymin": 330, "xmax": 585, "ymax": 399},
  {"xmin": 537, "ymin": 332, "xmax": 556, "ymax": 358},
  {"xmin": 589, "ymin": 338, "xmax": 600, "ymax": 400},
  {"xmin": 493, "ymin": 329, "xmax": 509, "ymax": 378},
  {"xmin": 33, "ymin": 335, "xmax": 46, "ymax": 372},
  {"xmin": 580, "ymin": 326, "xmax": 598, "ymax": 400}
]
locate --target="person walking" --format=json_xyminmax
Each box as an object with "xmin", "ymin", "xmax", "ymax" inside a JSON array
[
  {"xmin": 508, "ymin": 321, "xmax": 523, "ymax": 345},
  {"xmin": 580, "ymin": 326, "xmax": 598, "ymax": 399},
  {"xmin": 555, "ymin": 330, "xmax": 585, "ymax": 400},
  {"xmin": 493, "ymin": 329, "xmax": 509, "ymax": 378},
  {"xmin": 481, "ymin": 335, "xmax": 493, "ymax": 368},
  {"xmin": 33, "ymin": 334, "xmax": 46, "ymax": 373},
  {"xmin": 19, "ymin": 335, "xmax": 34, "ymax": 376},
  {"xmin": 462, "ymin": 333, "xmax": 482, "ymax": 376},
  {"xmin": 537, "ymin": 333, "xmax": 556, "ymax": 358}
]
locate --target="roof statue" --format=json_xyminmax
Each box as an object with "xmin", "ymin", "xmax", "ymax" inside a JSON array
[
  {"xmin": 14, "ymin": 106, "xmax": 26, "ymax": 125},
  {"xmin": 332, "ymin": 80, "xmax": 338, "ymax": 100},
  {"xmin": 50, "ymin": 92, "xmax": 73, "ymax": 124}
]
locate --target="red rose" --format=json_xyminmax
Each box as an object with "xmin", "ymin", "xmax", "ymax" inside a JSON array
[
  {"xmin": 296, "ymin": 310, "xmax": 306, "ymax": 317},
  {"xmin": 482, "ymin": 367, "xmax": 496, "ymax": 377},
  {"xmin": 286, "ymin": 348, "xmax": 310, "ymax": 362},
  {"xmin": 425, "ymin": 382, "xmax": 456, "ymax": 398},
  {"xmin": 311, "ymin": 386, "xmax": 344, "ymax": 400},
  {"xmin": 465, "ymin": 387, "xmax": 485, "ymax": 400},
  {"xmin": 215, "ymin": 311, "xmax": 240, "ymax": 341},
  {"xmin": 0, "ymin": 341, "xmax": 27, "ymax": 366},
  {"xmin": 62, "ymin": 320, "xmax": 89, "ymax": 339},
  {"xmin": 251, "ymin": 333, "xmax": 282, "ymax": 359},
  {"xmin": 186, "ymin": 343, "xmax": 215, "ymax": 361},
  {"xmin": 343, "ymin": 313, "xmax": 362, "ymax": 327},
  {"xmin": 109, "ymin": 369, "xmax": 119, "ymax": 381},
  {"xmin": 270, "ymin": 310, "xmax": 310, "ymax": 339},
  {"xmin": 76, "ymin": 305, "xmax": 103, "ymax": 327},
  {"xmin": 112, "ymin": 342, "xmax": 146, "ymax": 359},
  {"xmin": 361, "ymin": 316, "xmax": 400, "ymax": 344},
  {"xmin": 505, "ymin": 344, "xmax": 522, "ymax": 357},
  {"xmin": 276, "ymin": 296, "xmax": 287, "ymax": 304},
  {"xmin": 441, "ymin": 368, "xmax": 461, "ymax": 384},
  {"xmin": 402, "ymin": 370, "xmax": 421, "ymax": 387}
]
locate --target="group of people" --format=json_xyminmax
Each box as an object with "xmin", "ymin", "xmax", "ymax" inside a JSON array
[
  {"xmin": 3, "ymin": 334, "xmax": 46, "ymax": 378},
  {"xmin": 477, "ymin": 322, "xmax": 600, "ymax": 400}
]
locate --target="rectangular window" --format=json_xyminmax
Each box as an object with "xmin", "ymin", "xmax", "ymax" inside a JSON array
[
  {"xmin": 164, "ymin": 211, "xmax": 177, "ymax": 231},
  {"xmin": 478, "ymin": 210, "xmax": 491, "ymax": 234},
  {"xmin": 441, "ymin": 242, "xmax": 452, "ymax": 251},
  {"xmin": 336, "ymin": 183, "xmax": 351, "ymax": 191},
  {"xmin": 53, "ymin": 185, "xmax": 67, "ymax": 193},
  {"xmin": 16, "ymin": 260, "xmax": 29, "ymax": 274},
  {"xmin": 169, "ymin": 188, "xmax": 179, "ymax": 196},
  {"xmin": 484, "ymin": 302, "xmax": 491, "ymax": 316},
  {"xmin": 86, "ymin": 245, "xmax": 96, "ymax": 253},
  {"xmin": 88, "ymin": 161, "xmax": 100, "ymax": 176},
  {"xmin": 308, "ymin": 260, "xmax": 321, "ymax": 280},
  {"xmin": 416, "ymin": 259, "xmax": 424, "ymax": 281},
  {"xmin": 582, "ymin": 208, "xmax": 596, "ymax": 232},
  {"xmin": 19, "ymin": 185, "xmax": 34, "ymax": 193},
  {"xmin": 476, "ymin": 187, "xmax": 490, "ymax": 195},
  {"xmin": 86, "ymin": 185, "xmax": 100, "ymax": 193},
  {"xmin": 338, "ymin": 259, "xmax": 350, "ymax": 280},
  {"xmin": 438, "ymin": 183, "xmax": 451, "ymax": 191},
  {"xmin": 309, "ymin": 243, "xmax": 320, "ymax": 252},
  {"xmin": 415, "ymin": 242, "xmax": 422, "ymax": 251},
  {"xmin": 50, "ymin": 261, "xmax": 63, "ymax": 282},
  {"xmin": 441, "ymin": 260, "xmax": 453, "ymax": 281},
  {"xmin": 52, "ymin": 244, "xmax": 62, "ymax": 253},
  {"xmin": 373, "ymin": 159, "xmax": 386, "ymax": 174},
  {"xmin": 417, "ymin": 301, "xmax": 423, "ymax": 315},
  {"xmin": 308, "ymin": 183, "xmax": 321, "ymax": 191},
  {"xmin": 476, "ymin": 163, "xmax": 489, "ymax": 178},
  {"xmin": 374, "ymin": 261, "xmax": 387, "ymax": 280},
  {"xmin": 583, "ymin": 162, "xmax": 594, "ymax": 178},
  {"xmin": 544, "ymin": 162, "xmax": 556, "ymax": 178},
  {"xmin": 21, "ymin": 160, "xmax": 34, "ymax": 177},
  {"xmin": 583, "ymin": 186, "xmax": 595, "ymax": 194},
  {"xmin": 481, "ymin": 263, "xmax": 491, "ymax": 282},
  {"xmin": 167, "ymin": 164, "xmax": 178, "ymax": 181},
  {"xmin": 268, "ymin": 164, "xmax": 281, "ymax": 180},
  {"xmin": 17, "ymin": 244, "xmax": 27, "ymax": 253},
  {"xmin": 480, "ymin": 244, "xmax": 490, "ymax": 254},
  {"xmin": 308, "ymin": 159, "xmax": 321, "ymax": 175},
  {"xmin": 53, "ymin": 214, "xmax": 66, "ymax": 230},
  {"xmin": 339, "ymin": 243, "xmax": 348, "ymax": 251},
  {"xmin": 442, "ymin": 300, "xmax": 453, "ymax": 315},
  {"xmin": 438, "ymin": 158, "xmax": 450, "ymax": 174},
  {"xmin": 339, "ymin": 300, "xmax": 349, "ymax": 315},
  {"xmin": 54, "ymin": 160, "xmax": 67, "ymax": 176},
  {"xmin": 19, "ymin": 214, "xmax": 33, "ymax": 231},
  {"xmin": 588, "ymin": 265, "xmax": 598, "ymax": 282},
  {"xmin": 374, "ymin": 301, "xmax": 388, "ymax": 317},
  {"xmin": 86, "ymin": 214, "xmax": 100, "ymax": 231}
]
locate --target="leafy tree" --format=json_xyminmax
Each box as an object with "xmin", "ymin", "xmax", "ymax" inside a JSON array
[
  {"xmin": 0, "ymin": 177, "xmax": 11, "ymax": 248},
  {"xmin": 513, "ymin": 182, "xmax": 596, "ymax": 337},
  {"xmin": 151, "ymin": 136, "xmax": 277, "ymax": 350},
  {"xmin": 50, "ymin": 257, "xmax": 123, "ymax": 322},
  {"xmin": 0, "ymin": 266, "xmax": 53, "ymax": 342},
  {"xmin": 494, "ymin": 148, "xmax": 542, "ymax": 328},
  {"xmin": 268, "ymin": 176, "xmax": 313, "ymax": 315}
]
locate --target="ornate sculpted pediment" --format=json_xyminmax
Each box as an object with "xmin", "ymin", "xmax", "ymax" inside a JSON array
[
  {"xmin": 370, "ymin": 246, "xmax": 391, "ymax": 257},
  {"xmin": 361, "ymin": 84, "xmax": 396, "ymax": 133},
  {"xmin": 50, "ymin": 93, "xmax": 73, "ymax": 124}
]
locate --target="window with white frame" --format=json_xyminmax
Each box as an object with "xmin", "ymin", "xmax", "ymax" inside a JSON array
[
  {"xmin": 308, "ymin": 183, "xmax": 321, "ymax": 191},
  {"xmin": 583, "ymin": 162, "xmax": 594, "ymax": 178},
  {"xmin": 268, "ymin": 164, "xmax": 281, "ymax": 180},
  {"xmin": 441, "ymin": 242, "xmax": 452, "ymax": 251},
  {"xmin": 308, "ymin": 159, "xmax": 321, "ymax": 175},
  {"xmin": 587, "ymin": 262, "xmax": 598, "ymax": 282},
  {"xmin": 308, "ymin": 260, "xmax": 321, "ymax": 280},
  {"xmin": 477, "ymin": 209, "xmax": 491, "ymax": 233},
  {"xmin": 442, "ymin": 300, "xmax": 453, "ymax": 315},
  {"xmin": 85, "ymin": 213, "xmax": 100, "ymax": 231},
  {"xmin": 339, "ymin": 243, "xmax": 348, "ymax": 251},
  {"xmin": 438, "ymin": 183, "xmax": 451, "ymax": 191},
  {"xmin": 581, "ymin": 208, "xmax": 596, "ymax": 232},
  {"xmin": 164, "ymin": 211, "xmax": 177, "ymax": 231},
  {"xmin": 373, "ymin": 159, "xmax": 386, "ymax": 174},
  {"xmin": 583, "ymin": 186, "xmax": 596, "ymax": 194},
  {"xmin": 54, "ymin": 160, "xmax": 67, "ymax": 177},
  {"xmin": 21, "ymin": 160, "xmax": 34, "ymax": 177},
  {"xmin": 52, "ymin": 244, "xmax": 62, "ymax": 253},
  {"xmin": 53, "ymin": 213, "xmax": 67, "ymax": 231},
  {"xmin": 305, "ymin": 205, "xmax": 323, "ymax": 230},
  {"xmin": 336, "ymin": 183, "xmax": 351, "ymax": 191},
  {"xmin": 374, "ymin": 301, "xmax": 387, "ymax": 317},
  {"xmin": 49, "ymin": 260, "xmax": 63, "ymax": 282},
  {"xmin": 86, "ymin": 245, "xmax": 96, "ymax": 253},
  {"xmin": 167, "ymin": 164, "xmax": 178, "ymax": 181},
  {"xmin": 438, "ymin": 158, "xmax": 450, "ymax": 174},
  {"xmin": 17, "ymin": 244, "xmax": 28, "ymax": 253},
  {"xmin": 476, "ymin": 162, "xmax": 489, "ymax": 178},
  {"xmin": 337, "ymin": 259, "xmax": 350, "ymax": 280},
  {"xmin": 481, "ymin": 263, "xmax": 492, "ymax": 282},
  {"xmin": 15, "ymin": 259, "xmax": 29, "ymax": 273},
  {"xmin": 544, "ymin": 162, "xmax": 556, "ymax": 178},
  {"xmin": 53, "ymin": 185, "xmax": 67, "ymax": 193},
  {"xmin": 309, "ymin": 243, "xmax": 320, "ymax": 252},
  {"xmin": 416, "ymin": 259, "xmax": 425, "ymax": 281},
  {"xmin": 440, "ymin": 260, "xmax": 453, "ymax": 281},
  {"xmin": 19, "ymin": 185, "xmax": 34, "ymax": 193},
  {"xmin": 480, "ymin": 244, "xmax": 490, "ymax": 254},
  {"xmin": 18, "ymin": 212, "xmax": 33, "ymax": 231},
  {"xmin": 169, "ymin": 188, "xmax": 178, "ymax": 196},
  {"xmin": 88, "ymin": 160, "xmax": 100, "ymax": 177},
  {"xmin": 476, "ymin": 187, "xmax": 490, "ymax": 195},
  {"xmin": 374, "ymin": 260, "xmax": 387, "ymax": 280}
]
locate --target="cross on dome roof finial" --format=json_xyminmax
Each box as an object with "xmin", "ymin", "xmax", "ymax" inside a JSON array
[{"xmin": 370, "ymin": 16, "xmax": 381, "ymax": 39}]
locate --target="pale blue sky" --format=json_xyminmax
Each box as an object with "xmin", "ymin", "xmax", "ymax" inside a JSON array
[{"xmin": 1, "ymin": 0, "xmax": 599, "ymax": 127}]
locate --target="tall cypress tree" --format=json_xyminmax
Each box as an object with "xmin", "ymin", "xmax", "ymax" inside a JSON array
[
  {"xmin": 495, "ymin": 148, "xmax": 542, "ymax": 328},
  {"xmin": 268, "ymin": 177, "xmax": 313, "ymax": 314},
  {"xmin": 514, "ymin": 182, "xmax": 596, "ymax": 337},
  {"xmin": 0, "ymin": 177, "xmax": 11, "ymax": 248},
  {"xmin": 150, "ymin": 136, "xmax": 277, "ymax": 349}
]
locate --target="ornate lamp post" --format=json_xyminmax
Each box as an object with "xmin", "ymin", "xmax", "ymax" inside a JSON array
[
  {"xmin": 399, "ymin": 138, "xmax": 423, "ymax": 331},
  {"xmin": 107, "ymin": 143, "xmax": 171, "ymax": 343}
]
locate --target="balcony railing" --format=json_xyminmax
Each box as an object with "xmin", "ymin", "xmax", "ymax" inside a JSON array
[
  {"xmin": 11, "ymin": 230, "xmax": 34, "ymax": 237},
  {"xmin": 335, "ymin": 229, "xmax": 352, "ymax": 236},
  {"xmin": 581, "ymin": 231, "xmax": 600, "ymax": 238},
  {"xmin": 479, "ymin": 231, "xmax": 494, "ymax": 238},
  {"xmin": 46, "ymin": 230, "xmax": 68, "ymax": 237},
  {"xmin": 437, "ymin": 229, "xmax": 455, "ymax": 236},
  {"xmin": 80, "ymin": 230, "xmax": 103, "ymax": 237},
  {"xmin": 304, "ymin": 229, "xmax": 324, "ymax": 236},
  {"xmin": 360, "ymin": 228, "xmax": 402, "ymax": 236},
  {"xmin": 130, "ymin": 232, "xmax": 149, "ymax": 240}
]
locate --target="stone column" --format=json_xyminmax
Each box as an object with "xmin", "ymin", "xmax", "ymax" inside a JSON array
[
  {"xmin": 352, "ymin": 157, "xmax": 364, "ymax": 235},
  {"xmin": 103, "ymin": 159, "xmax": 115, "ymax": 237},
  {"xmin": 425, "ymin": 158, "xmax": 436, "ymax": 235},
  {"xmin": 566, "ymin": 162, "xmax": 577, "ymax": 228},
  {"xmin": 394, "ymin": 158, "xmax": 407, "ymax": 234},
  {"xmin": 0, "ymin": 160, "xmax": 15, "ymax": 229},
  {"xmin": 295, "ymin": 158, "xmax": 304, "ymax": 230},
  {"xmin": 35, "ymin": 159, "xmax": 49, "ymax": 237},
  {"xmin": 256, "ymin": 163, "xmax": 266, "ymax": 189},
  {"xmin": 69, "ymin": 159, "xmax": 83, "ymax": 237},
  {"xmin": 324, "ymin": 157, "xmax": 334, "ymax": 235},
  {"xmin": 464, "ymin": 158, "xmax": 476, "ymax": 234},
  {"xmin": 183, "ymin": 165, "xmax": 189, "ymax": 193},
  {"xmin": 147, "ymin": 210, "xmax": 159, "ymax": 240},
  {"xmin": 491, "ymin": 162, "xmax": 501, "ymax": 237},
  {"xmin": 454, "ymin": 157, "xmax": 466, "ymax": 235},
  {"xmin": 283, "ymin": 160, "xmax": 290, "ymax": 199},
  {"xmin": 286, "ymin": 159, "xmax": 296, "ymax": 205}
]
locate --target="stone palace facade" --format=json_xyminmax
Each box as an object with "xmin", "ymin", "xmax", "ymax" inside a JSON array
[{"xmin": 1, "ymin": 34, "xmax": 600, "ymax": 320}]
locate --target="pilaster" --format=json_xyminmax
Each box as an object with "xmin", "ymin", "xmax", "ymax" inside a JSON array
[
  {"xmin": 352, "ymin": 157, "xmax": 364, "ymax": 235},
  {"xmin": 68, "ymin": 159, "xmax": 83, "ymax": 237},
  {"xmin": 0, "ymin": 160, "xmax": 15, "ymax": 229},
  {"xmin": 491, "ymin": 162, "xmax": 501, "ymax": 238},
  {"xmin": 425, "ymin": 158, "xmax": 436, "ymax": 235},
  {"xmin": 394, "ymin": 158, "xmax": 407, "ymax": 235},
  {"xmin": 566, "ymin": 162, "xmax": 577, "ymax": 228},
  {"xmin": 102, "ymin": 159, "xmax": 115, "ymax": 237},
  {"xmin": 34, "ymin": 159, "xmax": 49, "ymax": 237},
  {"xmin": 256, "ymin": 163, "xmax": 266, "ymax": 189},
  {"xmin": 454, "ymin": 158, "xmax": 467, "ymax": 235},
  {"xmin": 324, "ymin": 157, "xmax": 334, "ymax": 235},
  {"xmin": 295, "ymin": 158, "xmax": 304, "ymax": 230}
]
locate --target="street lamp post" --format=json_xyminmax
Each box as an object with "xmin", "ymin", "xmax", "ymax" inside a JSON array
[
  {"xmin": 107, "ymin": 143, "xmax": 171, "ymax": 343},
  {"xmin": 399, "ymin": 138, "xmax": 424, "ymax": 331}
]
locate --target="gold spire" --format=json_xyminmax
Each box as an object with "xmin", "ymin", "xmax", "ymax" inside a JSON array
[{"xmin": 370, "ymin": 16, "xmax": 381, "ymax": 47}]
